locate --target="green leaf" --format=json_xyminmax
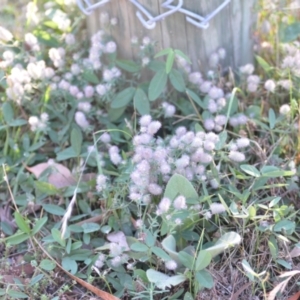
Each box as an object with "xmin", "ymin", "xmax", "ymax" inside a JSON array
[
  {"xmin": 100, "ymin": 225, "xmax": 111, "ymax": 234},
  {"xmin": 71, "ymin": 127, "xmax": 82, "ymax": 156},
  {"xmin": 131, "ymin": 242, "xmax": 149, "ymax": 252},
  {"xmin": 71, "ymin": 241, "xmax": 83, "ymax": 251},
  {"xmin": 148, "ymin": 69, "xmax": 168, "ymax": 101},
  {"xmin": 56, "ymin": 147, "xmax": 77, "ymax": 161},
  {"xmin": 7, "ymin": 290, "xmax": 28, "ymax": 298},
  {"xmin": 151, "ymin": 247, "xmax": 171, "ymax": 261},
  {"xmin": 164, "ymin": 174, "xmax": 198, "ymax": 201},
  {"xmin": 14, "ymin": 212, "xmax": 31, "ymax": 234},
  {"xmin": 273, "ymin": 220, "xmax": 295, "ymax": 235},
  {"xmin": 8, "ymin": 119, "xmax": 27, "ymax": 127},
  {"xmin": 146, "ymin": 269, "xmax": 186, "ymax": 290},
  {"xmin": 169, "ymin": 289, "xmax": 184, "ymax": 300},
  {"xmin": 82, "ymin": 69, "xmax": 99, "ymax": 84},
  {"xmin": 134, "ymin": 269, "xmax": 148, "ymax": 283},
  {"xmin": 268, "ymin": 235, "xmax": 278, "ymax": 259},
  {"xmin": 148, "ymin": 61, "xmax": 166, "ymax": 72},
  {"xmin": 134, "ymin": 88, "xmax": 150, "ymax": 115},
  {"xmin": 260, "ymin": 166, "xmax": 293, "ymax": 178},
  {"xmin": 69, "ymin": 249, "xmax": 92, "ymax": 261},
  {"xmin": 154, "ymin": 48, "xmax": 172, "ymax": 58},
  {"xmin": 34, "ymin": 29, "xmax": 59, "ymax": 47},
  {"xmin": 28, "ymin": 140, "xmax": 46, "ymax": 152},
  {"xmin": 178, "ymin": 251, "xmax": 194, "ymax": 269},
  {"xmin": 62, "ymin": 257, "xmax": 78, "ymax": 274},
  {"xmin": 83, "ymin": 233, "xmax": 90, "ymax": 244},
  {"xmin": 81, "ymin": 223, "xmax": 101, "ymax": 233},
  {"xmin": 43, "ymin": 204, "xmax": 65, "ymax": 216},
  {"xmin": 145, "ymin": 230, "xmax": 156, "ymax": 248},
  {"xmin": 66, "ymin": 238, "xmax": 72, "ymax": 254},
  {"xmin": 161, "ymin": 235, "xmax": 181, "ymax": 265},
  {"xmin": 195, "ymin": 250, "xmax": 212, "ymax": 271},
  {"xmin": 43, "ymin": 20, "xmax": 58, "ymax": 29},
  {"xmin": 32, "ymin": 217, "xmax": 48, "ymax": 235},
  {"xmin": 35, "ymin": 181, "xmax": 59, "ymax": 195},
  {"xmin": 111, "ymin": 87, "xmax": 136, "ymax": 108},
  {"xmin": 30, "ymin": 274, "xmax": 44, "ymax": 286},
  {"xmin": 174, "ymin": 49, "xmax": 191, "ymax": 64},
  {"xmin": 169, "ymin": 69, "xmax": 186, "ymax": 92},
  {"xmin": 280, "ymin": 22, "xmax": 300, "ymax": 43},
  {"xmin": 268, "ymin": 108, "xmax": 276, "ymax": 129},
  {"xmin": 184, "ymin": 292, "xmax": 194, "ymax": 300},
  {"xmin": 116, "ymin": 60, "xmax": 140, "ymax": 73},
  {"xmin": 276, "ymin": 259, "xmax": 292, "ymax": 269},
  {"xmin": 241, "ymin": 259, "xmax": 256, "ymax": 281},
  {"xmin": 108, "ymin": 106, "xmax": 126, "ymax": 122},
  {"xmin": 186, "ymin": 89, "xmax": 204, "ymax": 108},
  {"xmin": 166, "ymin": 50, "xmax": 175, "ymax": 74},
  {"xmin": 215, "ymin": 131, "xmax": 227, "ymax": 150},
  {"xmin": 1, "ymin": 221, "xmax": 14, "ymax": 236},
  {"xmin": 255, "ymin": 55, "xmax": 272, "ymax": 72},
  {"xmin": 195, "ymin": 270, "xmax": 214, "ymax": 288},
  {"xmin": 6, "ymin": 233, "xmax": 30, "ymax": 245},
  {"xmin": 240, "ymin": 164, "xmax": 261, "ymax": 177},
  {"xmin": 205, "ymin": 232, "xmax": 241, "ymax": 258},
  {"xmin": 51, "ymin": 228, "xmax": 66, "ymax": 247},
  {"xmin": 39, "ymin": 259, "xmax": 56, "ymax": 271},
  {"xmin": 2, "ymin": 102, "xmax": 14, "ymax": 123}
]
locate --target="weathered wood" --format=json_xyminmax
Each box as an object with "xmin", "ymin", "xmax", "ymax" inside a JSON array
[{"xmin": 87, "ymin": 0, "xmax": 257, "ymax": 73}]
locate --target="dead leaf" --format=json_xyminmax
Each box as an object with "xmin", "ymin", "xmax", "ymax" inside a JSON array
[
  {"xmin": 0, "ymin": 275, "xmax": 26, "ymax": 284},
  {"xmin": 287, "ymin": 291, "xmax": 300, "ymax": 300},
  {"xmin": 75, "ymin": 215, "xmax": 104, "ymax": 226},
  {"xmin": 25, "ymin": 162, "xmax": 76, "ymax": 188},
  {"xmin": 81, "ymin": 173, "xmax": 97, "ymax": 182},
  {"xmin": 0, "ymin": 254, "xmax": 35, "ymax": 284},
  {"xmin": 230, "ymin": 282, "xmax": 252, "ymax": 300},
  {"xmin": 267, "ymin": 272, "xmax": 300, "ymax": 300},
  {"xmin": 290, "ymin": 247, "xmax": 300, "ymax": 258}
]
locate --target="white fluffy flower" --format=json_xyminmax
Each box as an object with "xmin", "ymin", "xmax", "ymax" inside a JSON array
[
  {"xmin": 279, "ymin": 104, "xmax": 291, "ymax": 115},
  {"xmin": 210, "ymin": 203, "xmax": 226, "ymax": 214},
  {"xmin": 173, "ymin": 195, "xmax": 187, "ymax": 210},
  {"xmin": 75, "ymin": 111, "xmax": 89, "ymax": 129},
  {"xmin": 264, "ymin": 79, "xmax": 276, "ymax": 92},
  {"xmin": 165, "ymin": 260, "xmax": 177, "ymax": 270},
  {"xmin": 105, "ymin": 41, "xmax": 117, "ymax": 53},
  {"xmin": 236, "ymin": 137, "xmax": 250, "ymax": 148},
  {"xmin": 157, "ymin": 197, "xmax": 171, "ymax": 214},
  {"xmin": 228, "ymin": 150, "xmax": 245, "ymax": 162}
]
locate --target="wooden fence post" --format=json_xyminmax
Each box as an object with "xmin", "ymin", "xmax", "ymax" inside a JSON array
[{"xmin": 87, "ymin": 0, "xmax": 257, "ymax": 73}]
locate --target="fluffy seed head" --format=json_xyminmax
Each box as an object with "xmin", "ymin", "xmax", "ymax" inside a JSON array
[
  {"xmin": 173, "ymin": 195, "xmax": 187, "ymax": 210},
  {"xmin": 210, "ymin": 203, "xmax": 226, "ymax": 214},
  {"xmin": 148, "ymin": 183, "xmax": 162, "ymax": 195},
  {"xmin": 165, "ymin": 260, "xmax": 177, "ymax": 270},
  {"xmin": 158, "ymin": 197, "xmax": 171, "ymax": 214},
  {"xmin": 75, "ymin": 111, "xmax": 89, "ymax": 129},
  {"xmin": 236, "ymin": 137, "xmax": 250, "ymax": 148},
  {"xmin": 228, "ymin": 150, "xmax": 245, "ymax": 162},
  {"xmin": 139, "ymin": 115, "xmax": 152, "ymax": 127},
  {"xmin": 264, "ymin": 79, "xmax": 276, "ymax": 92},
  {"xmin": 279, "ymin": 104, "xmax": 291, "ymax": 115},
  {"xmin": 204, "ymin": 119, "xmax": 215, "ymax": 131}
]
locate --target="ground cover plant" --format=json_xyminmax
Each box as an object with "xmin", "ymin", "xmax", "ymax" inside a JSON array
[{"xmin": 1, "ymin": 0, "xmax": 300, "ymax": 299}]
